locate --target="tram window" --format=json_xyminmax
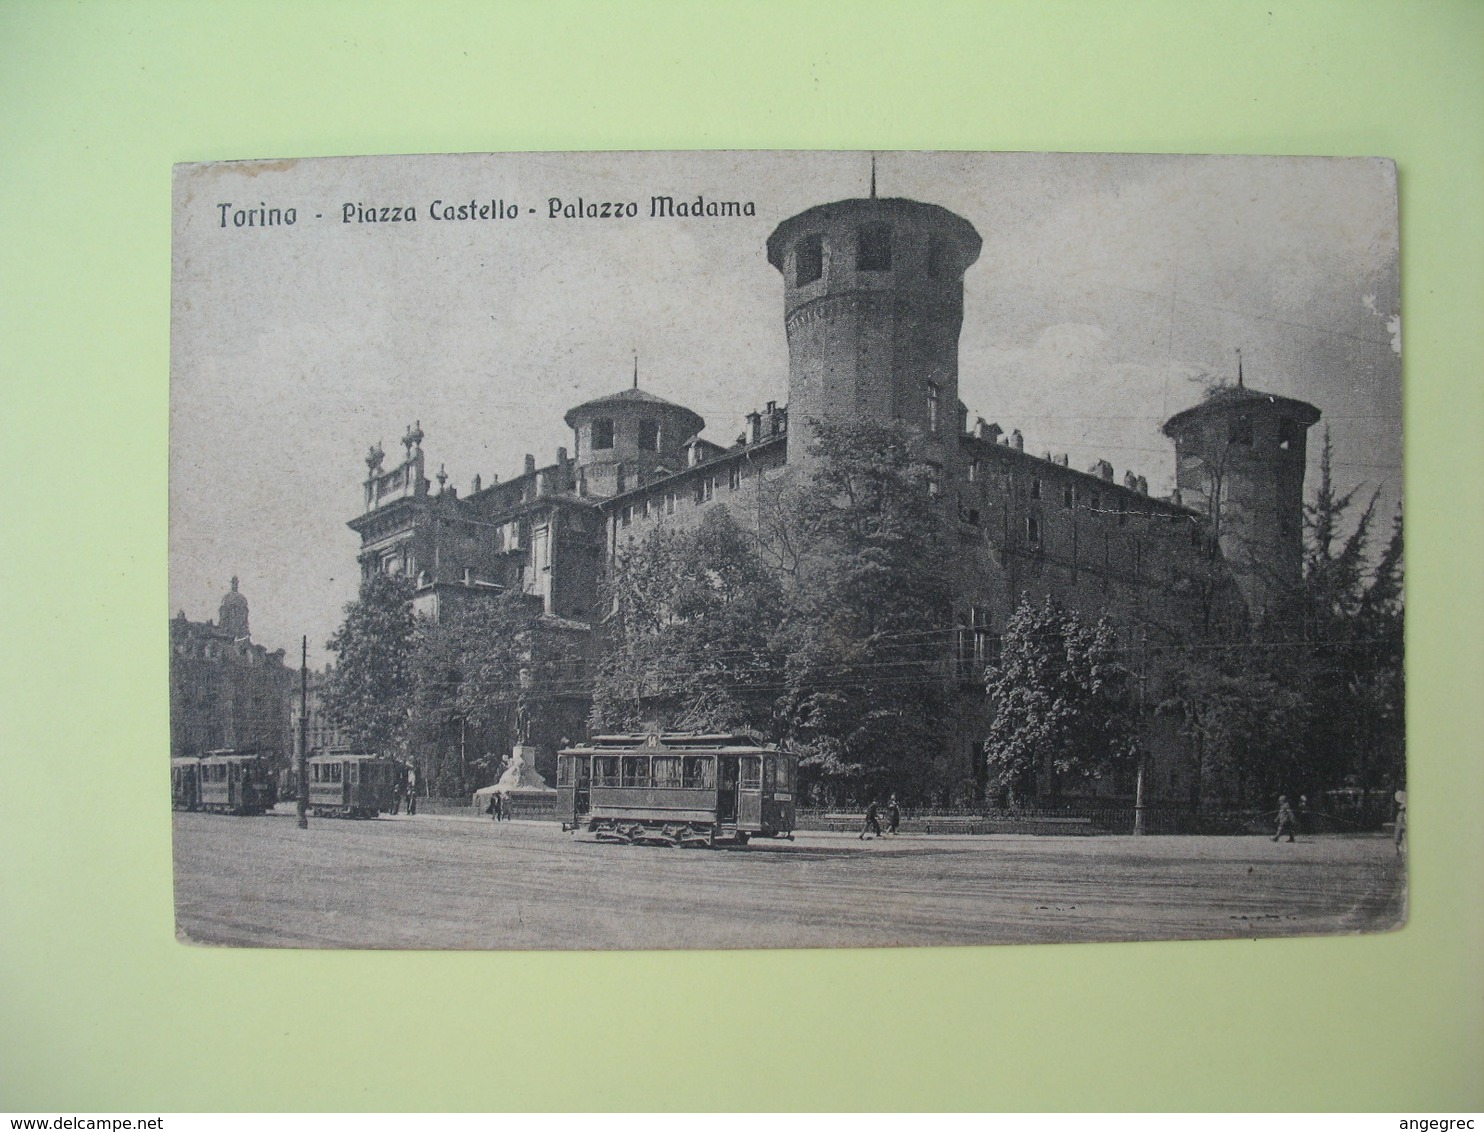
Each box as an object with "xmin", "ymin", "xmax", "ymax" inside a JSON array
[
  {"xmin": 682, "ymin": 756, "xmax": 715, "ymax": 789},
  {"xmin": 775, "ymin": 759, "xmax": 793, "ymax": 791},
  {"xmin": 652, "ymin": 756, "xmax": 683, "ymax": 787},
  {"xmin": 764, "ymin": 758, "xmax": 776, "ymax": 791},
  {"xmin": 740, "ymin": 757, "xmax": 762, "ymax": 790},
  {"xmin": 556, "ymin": 758, "xmax": 572, "ymax": 787},
  {"xmin": 621, "ymin": 756, "xmax": 650, "ymax": 787},
  {"xmin": 594, "ymin": 757, "xmax": 620, "ymax": 787}
]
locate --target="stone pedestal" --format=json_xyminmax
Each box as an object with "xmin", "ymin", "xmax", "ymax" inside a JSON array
[{"xmin": 493, "ymin": 744, "xmax": 557, "ymax": 820}]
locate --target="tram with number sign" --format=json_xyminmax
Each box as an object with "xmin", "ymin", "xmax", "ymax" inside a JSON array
[
  {"xmin": 193, "ymin": 750, "xmax": 278, "ymax": 815},
  {"xmin": 307, "ymin": 748, "xmax": 400, "ymax": 818},
  {"xmin": 557, "ymin": 733, "xmax": 797, "ymax": 846}
]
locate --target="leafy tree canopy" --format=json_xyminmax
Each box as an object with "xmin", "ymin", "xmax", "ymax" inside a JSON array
[
  {"xmin": 984, "ymin": 596, "xmax": 1139, "ymax": 805},
  {"xmin": 773, "ymin": 419, "xmax": 958, "ymax": 802},
  {"xmin": 322, "ymin": 572, "xmax": 418, "ymax": 754},
  {"xmin": 593, "ymin": 507, "xmax": 783, "ymax": 734}
]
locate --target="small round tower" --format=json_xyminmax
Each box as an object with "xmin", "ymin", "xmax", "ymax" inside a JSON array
[
  {"xmin": 766, "ymin": 196, "xmax": 981, "ymax": 466},
  {"xmin": 1162, "ymin": 386, "xmax": 1321, "ymax": 618},
  {"xmin": 564, "ymin": 384, "xmax": 704, "ymax": 498},
  {"xmin": 218, "ymin": 576, "xmax": 250, "ymax": 639}
]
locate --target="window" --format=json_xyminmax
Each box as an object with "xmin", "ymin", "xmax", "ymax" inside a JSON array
[
  {"xmin": 593, "ymin": 756, "xmax": 620, "ymax": 787},
  {"xmin": 664, "ymin": 491, "xmax": 677, "ymax": 515},
  {"xmin": 1090, "ymin": 492, "xmax": 1100, "ymax": 513},
  {"xmin": 1062, "ymin": 485, "xmax": 1075, "ymax": 509},
  {"xmin": 739, "ymin": 756, "xmax": 762, "ymax": 790},
  {"xmin": 651, "ymin": 756, "xmax": 683, "ymax": 788},
  {"xmin": 620, "ymin": 756, "xmax": 651, "ymax": 788},
  {"xmin": 857, "ymin": 223, "xmax": 891, "ymax": 270},
  {"xmin": 795, "ymin": 234, "xmax": 823, "ymax": 285},
  {"xmin": 592, "ymin": 418, "xmax": 614, "ymax": 449},
  {"xmin": 927, "ymin": 466, "xmax": 941, "ymax": 498},
  {"xmin": 1026, "ymin": 515, "xmax": 1041, "ymax": 547},
  {"xmin": 620, "ymin": 504, "xmax": 632, "ymax": 528},
  {"xmin": 927, "ymin": 237, "xmax": 950, "ymax": 280},
  {"xmin": 1278, "ymin": 417, "xmax": 1302, "ymax": 451},
  {"xmin": 773, "ymin": 758, "xmax": 793, "ymax": 792},
  {"xmin": 955, "ymin": 607, "xmax": 997, "ymax": 679},
  {"xmin": 966, "ymin": 508, "xmax": 980, "ymax": 525},
  {"xmin": 927, "ymin": 383, "xmax": 940, "ymax": 434},
  {"xmin": 1030, "ymin": 478, "xmax": 1041, "ymax": 500},
  {"xmin": 694, "ymin": 476, "xmax": 715, "ymax": 504},
  {"xmin": 728, "ymin": 465, "xmax": 741, "ymax": 491},
  {"xmin": 682, "ymin": 756, "xmax": 715, "ymax": 789},
  {"xmin": 968, "ymin": 458, "xmax": 979, "ymax": 483},
  {"xmin": 637, "ymin": 419, "xmax": 659, "ymax": 452}
]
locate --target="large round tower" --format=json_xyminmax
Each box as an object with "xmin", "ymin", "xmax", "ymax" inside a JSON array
[
  {"xmin": 766, "ymin": 197, "xmax": 982, "ymax": 467},
  {"xmin": 1162, "ymin": 386, "xmax": 1321, "ymax": 619}
]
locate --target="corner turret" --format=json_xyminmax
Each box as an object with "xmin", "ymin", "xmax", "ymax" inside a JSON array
[{"xmin": 1162, "ymin": 384, "xmax": 1321, "ymax": 617}]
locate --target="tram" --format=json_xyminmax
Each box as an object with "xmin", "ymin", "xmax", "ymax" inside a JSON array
[
  {"xmin": 171, "ymin": 756, "xmax": 203, "ymax": 811},
  {"xmin": 196, "ymin": 750, "xmax": 278, "ymax": 815},
  {"xmin": 306, "ymin": 748, "xmax": 400, "ymax": 818},
  {"xmin": 557, "ymin": 732, "xmax": 797, "ymax": 846}
]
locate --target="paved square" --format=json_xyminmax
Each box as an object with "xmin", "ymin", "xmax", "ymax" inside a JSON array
[{"xmin": 173, "ymin": 809, "xmax": 1405, "ymax": 949}]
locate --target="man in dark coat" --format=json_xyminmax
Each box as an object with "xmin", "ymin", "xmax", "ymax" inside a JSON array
[
  {"xmin": 860, "ymin": 799, "xmax": 882, "ymax": 840},
  {"xmin": 886, "ymin": 794, "xmax": 901, "ymax": 836}
]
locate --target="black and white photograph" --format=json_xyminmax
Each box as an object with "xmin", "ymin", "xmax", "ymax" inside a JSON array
[{"xmin": 170, "ymin": 149, "xmax": 1405, "ymax": 950}]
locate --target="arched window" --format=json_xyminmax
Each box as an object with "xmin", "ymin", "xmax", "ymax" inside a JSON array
[
  {"xmin": 857, "ymin": 224, "xmax": 891, "ymax": 270},
  {"xmin": 795, "ymin": 234, "xmax": 823, "ymax": 285}
]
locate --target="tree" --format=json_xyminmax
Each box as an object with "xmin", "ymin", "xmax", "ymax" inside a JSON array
[
  {"xmin": 984, "ymin": 597, "xmax": 1139, "ymax": 806},
  {"xmin": 592, "ymin": 507, "xmax": 783, "ymax": 733},
  {"xmin": 1299, "ymin": 430, "xmax": 1393, "ymax": 796},
  {"xmin": 322, "ymin": 572, "xmax": 418, "ymax": 754},
  {"xmin": 772, "ymin": 418, "xmax": 958, "ymax": 804},
  {"xmin": 1158, "ymin": 647, "xmax": 1308, "ymax": 806},
  {"xmin": 407, "ymin": 589, "xmax": 557, "ymax": 796}
]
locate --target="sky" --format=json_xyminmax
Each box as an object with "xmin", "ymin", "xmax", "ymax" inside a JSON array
[{"xmin": 170, "ymin": 151, "xmax": 1401, "ymax": 666}]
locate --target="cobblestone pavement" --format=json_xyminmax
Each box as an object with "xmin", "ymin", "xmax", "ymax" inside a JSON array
[{"xmin": 173, "ymin": 808, "xmax": 1406, "ymax": 950}]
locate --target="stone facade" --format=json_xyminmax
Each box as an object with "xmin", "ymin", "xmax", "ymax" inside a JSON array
[
  {"xmin": 169, "ymin": 578, "xmax": 294, "ymax": 764},
  {"xmin": 347, "ymin": 192, "xmax": 1319, "ymax": 803}
]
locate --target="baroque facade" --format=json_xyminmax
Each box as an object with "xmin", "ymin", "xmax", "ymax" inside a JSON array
[
  {"xmin": 347, "ymin": 192, "xmax": 1319, "ymax": 802},
  {"xmin": 169, "ymin": 578, "xmax": 294, "ymax": 763}
]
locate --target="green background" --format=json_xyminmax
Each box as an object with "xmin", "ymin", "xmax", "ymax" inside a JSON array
[{"xmin": 3, "ymin": 0, "xmax": 1480, "ymax": 1112}]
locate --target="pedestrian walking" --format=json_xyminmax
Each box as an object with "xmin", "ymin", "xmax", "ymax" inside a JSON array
[
  {"xmin": 1272, "ymin": 795, "xmax": 1296, "ymax": 842},
  {"xmin": 1393, "ymin": 789, "xmax": 1407, "ymax": 856},
  {"xmin": 405, "ymin": 766, "xmax": 417, "ymax": 816},
  {"xmin": 886, "ymin": 794, "xmax": 901, "ymax": 836},
  {"xmin": 860, "ymin": 798, "xmax": 882, "ymax": 840},
  {"xmin": 389, "ymin": 774, "xmax": 403, "ymax": 815}
]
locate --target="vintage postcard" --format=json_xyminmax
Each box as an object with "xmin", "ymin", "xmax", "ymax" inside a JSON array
[{"xmin": 170, "ymin": 151, "xmax": 1404, "ymax": 949}]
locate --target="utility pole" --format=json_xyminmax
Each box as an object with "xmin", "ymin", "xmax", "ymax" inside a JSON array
[
  {"xmin": 297, "ymin": 635, "xmax": 310, "ymax": 829},
  {"xmin": 1133, "ymin": 628, "xmax": 1148, "ymax": 836}
]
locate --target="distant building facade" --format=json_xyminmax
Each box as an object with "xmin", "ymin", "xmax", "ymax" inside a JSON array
[
  {"xmin": 347, "ymin": 192, "xmax": 1319, "ymax": 804},
  {"xmin": 170, "ymin": 577, "xmax": 294, "ymax": 763},
  {"xmin": 288, "ymin": 664, "xmax": 351, "ymax": 756}
]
